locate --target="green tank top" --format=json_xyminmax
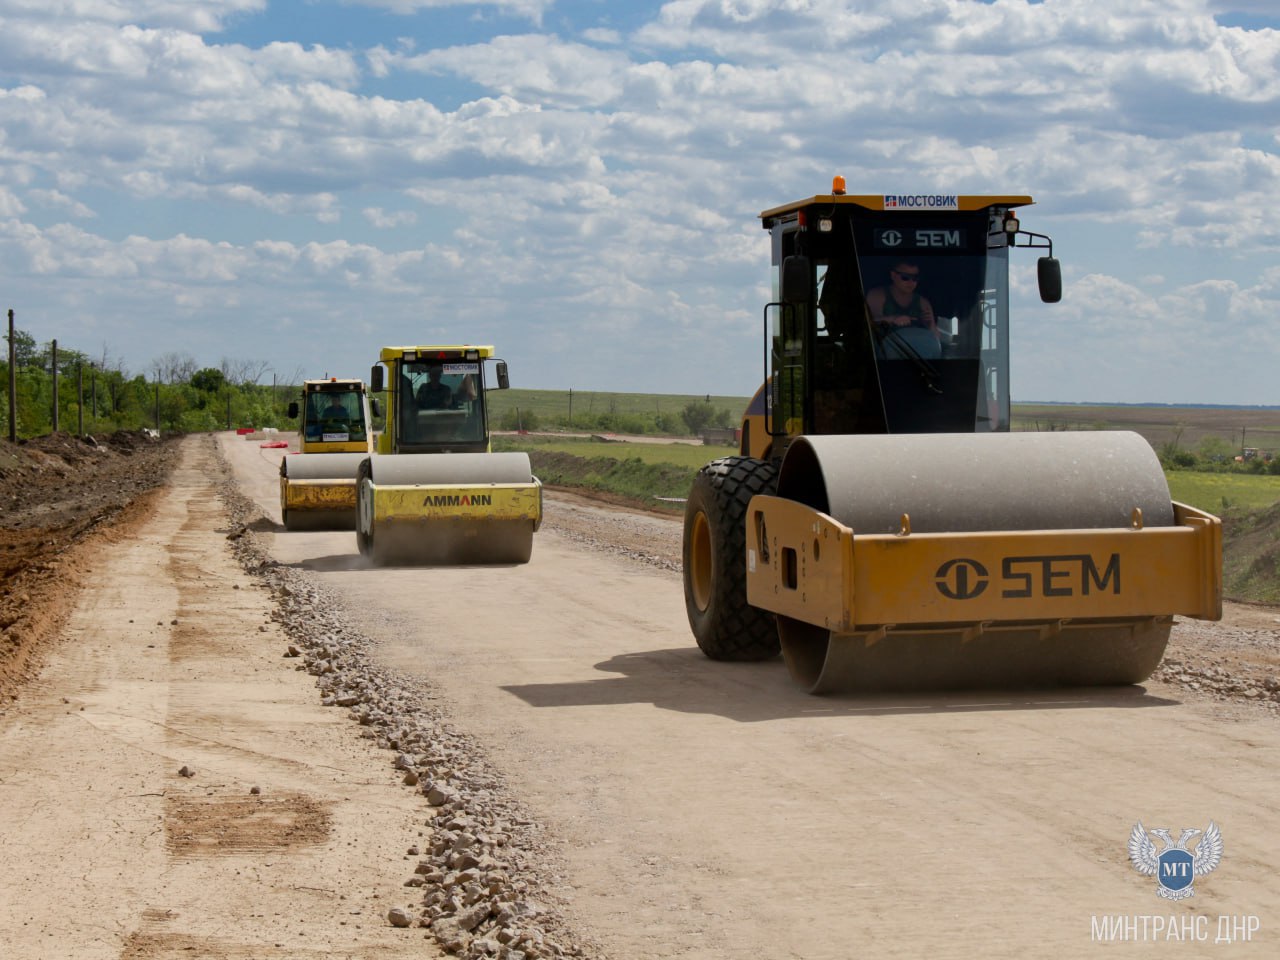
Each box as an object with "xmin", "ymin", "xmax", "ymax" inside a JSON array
[{"xmin": 881, "ymin": 291, "xmax": 927, "ymax": 327}]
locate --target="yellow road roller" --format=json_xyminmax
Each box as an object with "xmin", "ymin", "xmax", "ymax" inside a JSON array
[
  {"xmin": 355, "ymin": 345, "xmax": 542, "ymax": 565},
  {"xmin": 279, "ymin": 378, "xmax": 375, "ymax": 530},
  {"xmin": 682, "ymin": 180, "xmax": 1222, "ymax": 693}
]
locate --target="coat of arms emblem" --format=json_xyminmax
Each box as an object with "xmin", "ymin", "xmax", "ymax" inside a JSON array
[{"xmin": 1128, "ymin": 821, "xmax": 1222, "ymax": 900}]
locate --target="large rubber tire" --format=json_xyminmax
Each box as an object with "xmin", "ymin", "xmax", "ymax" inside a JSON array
[{"xmin": 682, "ymin": 456, "xmax": 780, "ymax": 661}]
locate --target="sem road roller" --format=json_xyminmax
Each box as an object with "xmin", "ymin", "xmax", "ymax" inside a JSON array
[
  {"xmin": 355, "ymin": 345, "xmax": 542, "ymax": 565},
  {"xmin": 279, "ymin": 378, "xmax": 376, "ymax": 530},
  {"xmin": 683, "ymin": 180, "xmax": 1222, "ymax": 694}
]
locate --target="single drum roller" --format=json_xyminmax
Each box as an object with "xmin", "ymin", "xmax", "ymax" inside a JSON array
[
  {"xmin": 745, "ymin": 432, "xmax": 1221, "ymax": 693},
  {"xmin": 355, "ymin": 451, "xmax": 542, "ymax": 565},
  {"xmin": 682, "ymin": 184, "xmax": 1221, "ymax": 694}
]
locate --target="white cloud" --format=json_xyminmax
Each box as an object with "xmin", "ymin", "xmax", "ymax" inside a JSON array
[
  {"xmin": 0, "ymin": 189, "xmax": 27, "ymax": 217},
  {"xmin": 27, "ymin": 188, "xmax": 95, "ymax": 218},
  {"xmin": 363, "ymin": 206, "xmax": 419, "ymax": 228},
  {"xmin": 353, "ymin": 0, "xmax": 552, "ymax": 21},
  {"xmin": 0, "ymin": 1, "xmax": 266, "ymax": 33}
]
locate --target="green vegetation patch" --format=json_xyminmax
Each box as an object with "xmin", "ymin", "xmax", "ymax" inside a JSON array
[
  {"xmin": 496, "ymin": 434, "xmax": 736, "ymax": 468},
  {"xmin": 490, "ymin": 388, "xmax": 751, "ymax": 437},
  {"xmin": 495, "ymin": 435, "xmax": 738, "ymax": 513},
  {"xmin": 1165, "ymin": 471, "xmax": 1280, "ymax": 514}
]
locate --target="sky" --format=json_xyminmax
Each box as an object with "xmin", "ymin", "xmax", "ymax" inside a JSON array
[{"xmin": 1, "ymin": 0, "xmax": 1278, "ymax": 405}]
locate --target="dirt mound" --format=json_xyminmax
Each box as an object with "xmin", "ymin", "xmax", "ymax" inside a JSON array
[{"xmin": 0, "ymin": 430, "xmax": 181, "ymax": 701}]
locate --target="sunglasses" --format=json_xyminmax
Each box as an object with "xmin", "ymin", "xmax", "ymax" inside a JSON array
[{"xmin": 893, "ymin": 271, "xmax": 920, "ymax": 281}]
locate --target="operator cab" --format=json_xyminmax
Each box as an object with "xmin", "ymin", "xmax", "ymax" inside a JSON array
[
  {"xmin": 369, "ymin": 346, "xmax": 510, "ymax": 455},
  {"xmin": 763, "ymin": 184, "xmax": 1060, "ymax": 439},
  {"xmin": 304, "ymin": 387, "xmax": 367, "ymax": 443}
]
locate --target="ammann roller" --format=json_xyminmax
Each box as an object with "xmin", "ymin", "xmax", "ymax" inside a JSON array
[
  {"xmin": 279, "ymin": 377, "xmax": 375, "ymax": 530},
  {"xmin": 355, "ymin": 346, "xmax": 542, "ymax": 565},
  {"xmin": 682, "ymin": 181, "xmax": 1222, "ymax": 693}
]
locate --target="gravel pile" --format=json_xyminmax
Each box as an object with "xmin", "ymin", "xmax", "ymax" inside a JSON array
[
  {"xmin": 1154, "ymin": 617, "xmax": 1280, "ymax": 713},
  {"xmin": 217, "ymin": 474, "xmax": 599, "ymax": 959}
]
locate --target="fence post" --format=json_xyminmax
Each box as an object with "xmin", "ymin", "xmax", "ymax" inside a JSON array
[
  {"xmin": 51, "ymin": 339, "xmax": 59, "ymax": 433},
  {"xmin": 6, "ymin": 308, "xmax": 15, "ymax": 442}
]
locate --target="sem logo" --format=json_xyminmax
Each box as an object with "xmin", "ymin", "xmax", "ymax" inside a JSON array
[
  {"xmin": 936, "ymin": 553, "xmax": 1121, "ymax": 601},
  {"xmin": 914, "ymin": 229, "xmax": 962, "ymax": 247},
  {"xmin": 423, "ymin": 494, "xmax": 493, "ymax": 507},
  {"xmin": 1002, "ymin": 553, "xmax": 1119, "ymax": 598},
  {"xmin": 1129, "ymin": 822, "xmax": 1222, "ymax": 901},
  {"xmin": 880, "ymin": 229, "xmax": 903, "ymax": 247},
  {"xmin": 934, "ymin": 558, "xmax": 989, "ymax": 600}
]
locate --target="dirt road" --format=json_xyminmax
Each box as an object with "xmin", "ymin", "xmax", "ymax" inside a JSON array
[
  {"xmin": 3, "ymin": 431, "xmax": 1277, "ymax": 959},
  {"xmin": 0, "ymin": 435, "xmax": 438, "ymax": 960},
  {"xmin": 217, "ymin": 433, "xmax": 1279, "ymax": 957}
]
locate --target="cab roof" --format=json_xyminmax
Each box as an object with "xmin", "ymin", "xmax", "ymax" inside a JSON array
[
  {"xmin": 378, "ymin": 345, "xmax": 495, "ymax": 362},
  {"xmin": 760, "ymin": 192, "xmax": 1034, "ymax": 227},
  {"xmin": 303, "ymin": 378, "xmax": 364, "ymax": 389}
]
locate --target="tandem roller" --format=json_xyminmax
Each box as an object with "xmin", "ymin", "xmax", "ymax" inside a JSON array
[{"xmin": 745, "ymin": 433, "xmax": 1221, "ymax": 693}]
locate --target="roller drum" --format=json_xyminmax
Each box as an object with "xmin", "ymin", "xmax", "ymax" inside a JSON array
[
  {"xmin": 281, "ymin": 453, "xmax": 369, "ymax": 530},
  {"xmin": 773, "ymin": 432, "xmax": 1175, "ymax": 693},
  {"xmin": 358, "ymin": 452, "xmax": 538, "ymax": 566},
  {"xmin": 366, "ymin": 451, "xmax": 533, "ymax": 486},
  {"xmin": 281, "ymin": 452, "xmax": 370, "ymax": 482}
]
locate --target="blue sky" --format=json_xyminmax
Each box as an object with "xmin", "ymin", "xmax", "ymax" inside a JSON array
[{"xmin": 1, "ymin": 0, "xmax": 1278, "ymax": 404}]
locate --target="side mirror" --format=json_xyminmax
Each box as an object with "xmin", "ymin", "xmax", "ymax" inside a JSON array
[
  {"xmin": 495, "ymin": 360, "xmax": 510, "ymax": 390},
  {"xmin": 369, "ymin": 364, "xmax": 384, "ymax": 394},
  {"xmin": 1037, "ymin": 257, "xmax": 1062, "ymax": 304},
  {"xmin": 369, "ymin": 398, "xmax": 382, "ymax": 419},
  {"xmin": 781, "ymin": 256, "xmax": 811, "ymax": 305},
  {"xmin": 287, "ymin": 401, "xmax": 298, "ymax": 419}
]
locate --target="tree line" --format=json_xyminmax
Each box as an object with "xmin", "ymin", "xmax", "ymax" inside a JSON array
[{"xmin": 3, "ymin": 325, "xmax": 297, "ymax": 440}]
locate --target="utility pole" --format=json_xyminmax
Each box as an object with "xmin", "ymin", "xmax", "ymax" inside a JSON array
[{"xmin": 77, "ymin": 362, "xmax": 84, "ymax": 436}]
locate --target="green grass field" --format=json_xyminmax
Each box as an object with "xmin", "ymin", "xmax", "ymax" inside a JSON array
[
  {"xmin": 1165, "ymin": 471, "xmax": 1280, "ymax": 514},
  {"xmin": 494, "ymin": 434, "xmax": 737, "ymax": 468},
  {"xmin": 491, "ymin": 388, "xmax": 751, "ymax": 422}
]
